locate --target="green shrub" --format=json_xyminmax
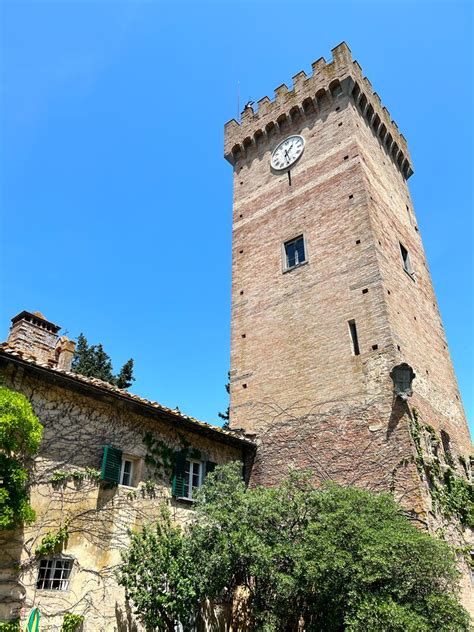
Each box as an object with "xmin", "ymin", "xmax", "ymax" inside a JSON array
[
  {"xmin": 61, "ymin": 613, "xmax": 84, "ymax": 632},
  {"xmin": 0, "ymin": 387, "xmax": 43, "ymax": 529}
]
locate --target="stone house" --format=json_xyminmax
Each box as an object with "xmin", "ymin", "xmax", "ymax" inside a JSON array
[{"xmin": 0, "ymin": 310, "xmax": 255, "ymax": 631}]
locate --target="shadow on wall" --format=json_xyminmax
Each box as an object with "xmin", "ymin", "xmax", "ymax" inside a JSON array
[
  {"xmin": 387, "ymin": 395, "xmax": 407, "ymax": 439},
  {"xmin": 115, "ymin": 598, "xmax": 140, "ymax": 632},
  {"xmin": 0, "ymin": 526, "xmax": 26, "ymax": 622}
]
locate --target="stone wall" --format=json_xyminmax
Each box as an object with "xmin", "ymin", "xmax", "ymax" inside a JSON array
[{"xmin": 0, "ymin": 361, "xmax": 244, "ymax": 631}]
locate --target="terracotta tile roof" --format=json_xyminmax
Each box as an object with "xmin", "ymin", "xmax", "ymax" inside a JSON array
[{"xmin": 0, "ymin": 343, "xmax": 255, "ymax": 448}]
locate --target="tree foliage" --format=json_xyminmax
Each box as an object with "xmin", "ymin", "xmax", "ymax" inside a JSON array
[
  {"xmin": 0, "ymin": 386, "xmax": 43, "ymax": 529},
  {"xmin": 115, "ymin": 358, "xmax": 135, "ymax": 389},
  {"xmin": 119, "ymin": 507, "xmax": 198, "ymax": 632},
  {"xmin": 72, "ymin": 333, "xmax": 135, "ymax": 389},
  {"xmin": 217, "ymin": 372, "xmax": 230, "ymax": 428},
  {"xmin": 119, "ymin": 463, "xmax": 470, "ymax": 631}
]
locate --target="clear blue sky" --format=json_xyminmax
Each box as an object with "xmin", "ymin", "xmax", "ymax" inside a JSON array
[{"xmin": 1, "ymin": 1, "xmax": 472, "ymax": 431}]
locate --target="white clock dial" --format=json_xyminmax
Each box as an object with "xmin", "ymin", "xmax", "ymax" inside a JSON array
[{"xmin": 270, "ymin": 135, "xmax": 305, "ymax": 171}]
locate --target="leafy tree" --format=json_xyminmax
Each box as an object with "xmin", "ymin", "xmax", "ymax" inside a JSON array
[
  {"xmin": 72, "ymin": 333, "xmax": 135, "ymax": 389},
  {"xmin": 217, "ymin": 372, "xmax": 230, "ymax": 428},
  {"xmin": 192, "ymin": 465, "xmax": 470, "ymax": 631},
  {"xmin": 0, "ymin": 386, "xmax": 43, "ymax": 529},
  {"xmin": 118, "ymin": 507, "xmax": 199, "ymax": 631},
  {"xmin": 119, "ymin": 464, "xmax": 470, "ymax": 631},
  {"xmin": 116, "ymin": 358, "xmax": 135, "ymax": 389}
]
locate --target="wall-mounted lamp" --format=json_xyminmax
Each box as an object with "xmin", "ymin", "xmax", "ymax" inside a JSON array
[{"xmin": 390, "ymin": 363, "xmax": 416, "ymax": 400}]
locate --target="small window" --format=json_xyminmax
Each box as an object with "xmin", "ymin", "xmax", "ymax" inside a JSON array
[
  {"xmin": 182, "ymin": 460, "xmax": 203, "ymax": 500},
  {"xmin": 348, "ymin": 320, "xmax": 360, "ymax": 356},
  {"xmin": 399, "ymin": 242, "xmax": 414, "ymax": 276},
  {"xmin": 172, "ymin": 454, "xmax": 215, "ymax": 500},
  {"xmin": 284, "ymin": 235, "xmax": 306, "ymax": 270},
  {"xmin": 120, "ymin": 458, "xmax": 134, "ymax": 487},
  {"xmin": 37, "ymin": 558, "xmax": 73, "ymax": 591}
]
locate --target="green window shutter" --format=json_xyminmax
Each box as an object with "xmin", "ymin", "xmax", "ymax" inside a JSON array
[
  {"xmin": 205, "ymin": 461, "xmax": 217, "ymax": 477},
  {"xmin": 172, "ymin": 451, "xmax": 187, "ymax": 497},
  {"xmin": 101, "ymin": 445, "xmax": 122, "ymax": 483}
]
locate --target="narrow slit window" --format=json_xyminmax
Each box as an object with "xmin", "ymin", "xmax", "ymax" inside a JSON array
[
  {"xmin": 399, "ymin": 242, "xmax": 413, "ymax": 275},
  {"xmin": 348, "ymin": 320, "xmax": 360, "ymax": 356},
  {"xmin": 284, "ymin": 235, "xmax": 306, "ymax": 270}
]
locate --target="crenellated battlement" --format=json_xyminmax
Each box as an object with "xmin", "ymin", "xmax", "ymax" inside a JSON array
[{"xmin": 224, "ymin": 42, "xmax": 413, "ymax": 179}]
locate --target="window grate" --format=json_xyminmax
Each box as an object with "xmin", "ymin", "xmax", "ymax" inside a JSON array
[{"xmin": 37, "ymin": 558, "xmax": 73, "ymax": 591}]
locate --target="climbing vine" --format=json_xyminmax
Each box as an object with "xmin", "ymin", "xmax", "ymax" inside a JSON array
[
  {"xmin": 35, "ymin": 520, "xmax": 69, "ymax": 556},
  {"xmin": 51, "ymin": 468, "xmax": 101, "ymax": 486},
  {"xmin": 409, "ymin": 408, "xmax": 474, "ymax": 528},
  {"xmin": 142, "ymin": 432, "xmax": 175, "ymax": 479},
  {"xmin": 0, "ymin": 386, "xmax": 43, "ymax": 529},
  {"xmin": 61, "ymin": 613, "xmax": 84, "ymax": 632},
  {"xmin": 142, "ymin": 432, "xmax": 201, "ymax": 481}
]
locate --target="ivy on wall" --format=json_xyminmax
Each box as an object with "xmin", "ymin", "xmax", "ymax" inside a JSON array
[
  {"xmin": 142, "ymin": 431, "xmax": 201, "ymax": 481},
  {"xmin": 0, "ymin": 386, "xmax": 43, "ymax": 529},
  {"xmin": 409, "ymin": 408, "xmax": 474, "ymax": 528},
  {"xmin": 35, "ymin": 520, "xmax": 69, "ymax": 556},
  {"xmin": 51, "ymin": 468, "xmax": 101, "ymax": 486}
]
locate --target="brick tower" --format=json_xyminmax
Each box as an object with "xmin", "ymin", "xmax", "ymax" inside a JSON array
[{"xmin": 224, "ymin": 43, "xmax": 472, "ymax": 519}]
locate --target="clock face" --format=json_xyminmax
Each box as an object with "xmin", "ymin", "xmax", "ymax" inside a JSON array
[{"xmin": 270, "ymin": 135, "xmax": 305, "ymax": 171}]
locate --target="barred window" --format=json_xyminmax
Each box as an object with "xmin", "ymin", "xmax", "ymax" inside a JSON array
[{"xmin": 37, "ymin": 558, "xmax": 73, "ymax": 591}]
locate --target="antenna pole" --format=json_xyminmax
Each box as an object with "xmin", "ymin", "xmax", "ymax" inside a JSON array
[{"xmin": 237, "ymin": 81, "xmax": 240, "ymax": 121}]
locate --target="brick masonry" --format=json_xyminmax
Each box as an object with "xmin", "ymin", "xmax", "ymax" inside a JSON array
[{"xmin": 225, "ymin": 42, "xmax": 473, "ymax": 610}]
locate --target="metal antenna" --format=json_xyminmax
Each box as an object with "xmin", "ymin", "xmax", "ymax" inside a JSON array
[{"xmin": 237, "ymin": 81, "xmax": 240, "ymax": 120}]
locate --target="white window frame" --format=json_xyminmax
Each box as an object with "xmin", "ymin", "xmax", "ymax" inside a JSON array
[
  {"xmin": 36, "ymin": 557, "xmax": 73, "ymax": 591},
  {"xmin": 120, "ymin": 457, "xmax": 135, "ymax": 487},
  {"xmin": 181, "ymin": 459, "xmax": 203, "ymax": 501},
  {"xmin": 282, "ymin": 234, "xmax": 308, "ymax": 272}
]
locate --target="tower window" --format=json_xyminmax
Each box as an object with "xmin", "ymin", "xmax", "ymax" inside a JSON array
[
  {"xmin": 283, "ymin": 235, "xmax": 306, "ymax": 271},
  {"xmin": 348, "ymin": 320, "xmax": 360, "ymax": 356},
  {"xmin": 399, "ymin": 242, "xmax": 414, "ymax": 276}
]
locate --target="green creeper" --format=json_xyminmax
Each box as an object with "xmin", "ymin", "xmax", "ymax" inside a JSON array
[{"xmin": 0, "ymin": 386, "xmax": 43, "ymax": 529}]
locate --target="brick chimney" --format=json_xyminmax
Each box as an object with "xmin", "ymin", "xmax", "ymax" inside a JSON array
[
  {"xmin": 7, "ymin": 311, "xmax": 75, "ymax": 371},
  {"xmin": 55, "ymin": 336, "xmax": 76, "ymax": 372}
]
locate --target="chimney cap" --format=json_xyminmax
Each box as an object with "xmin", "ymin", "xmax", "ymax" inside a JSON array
[{"xmin": 11, "ymin": 310, "xmax": 61, "ymax": 334}]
